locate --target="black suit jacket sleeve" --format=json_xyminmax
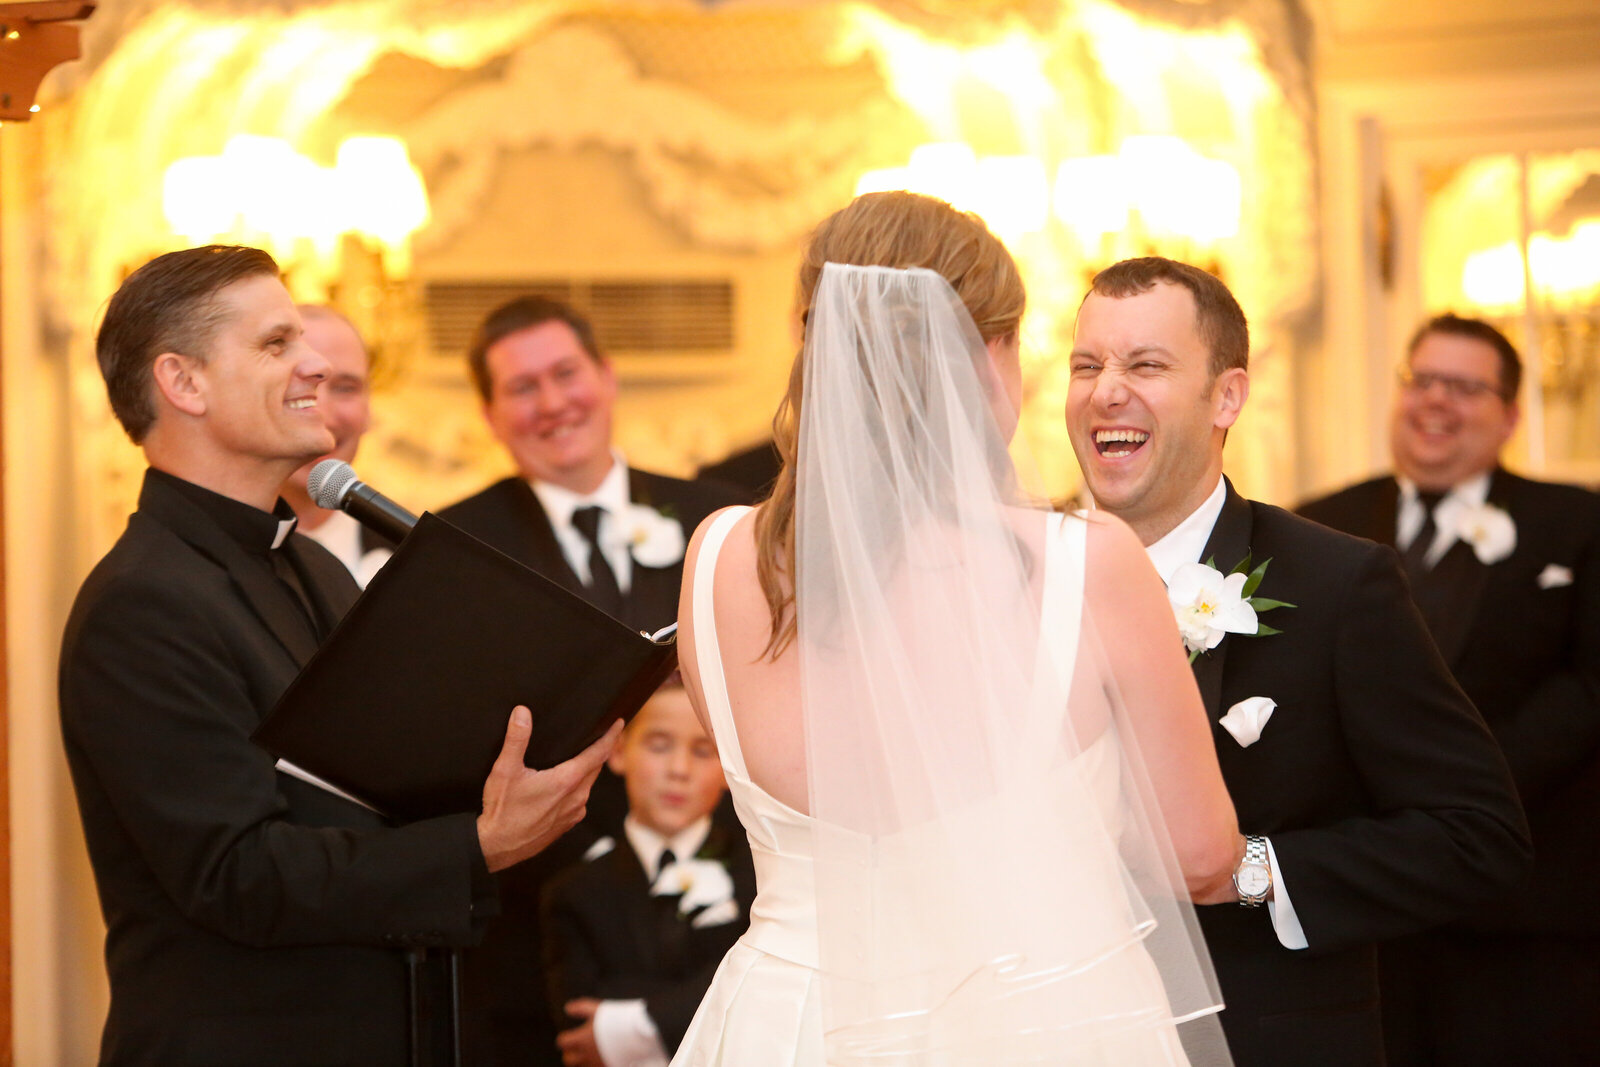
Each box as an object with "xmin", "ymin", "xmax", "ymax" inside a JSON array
[
  {"xmin": 61, "ymin": 551, "xmax": 491, "ymax": 950},
  {"xmin": 540, "ymin": 871, "xmax": 604, "ymax": 1024},
  {"xmin": 1479, "ymin": 487, "xmax": 1600, "ymax": 802},
  {"xmin": 643, "ymin": 956, "xmax": 723, "ymax": 1051},
  {"xmin": 1271, "ymin": 541, "xmax": 1531, "ymax": 951}
]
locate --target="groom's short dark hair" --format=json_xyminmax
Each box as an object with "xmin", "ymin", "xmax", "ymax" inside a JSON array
[{"xmin": 1087, "ymin": 257, "xmax": 1249, "ymax": 382}]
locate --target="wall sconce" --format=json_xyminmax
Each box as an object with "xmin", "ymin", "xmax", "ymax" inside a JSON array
[{"xmin": 162, "ymin": 133, "xmax": 430, "ymax": 286}]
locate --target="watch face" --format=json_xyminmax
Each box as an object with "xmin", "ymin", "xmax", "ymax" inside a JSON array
[{"xmin": 1235, "ymin": 865, "xmax": 1271, "ymax": 897}]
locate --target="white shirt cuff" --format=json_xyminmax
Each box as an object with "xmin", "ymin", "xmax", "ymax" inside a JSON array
[
  {"xmin": 1263, "ymin": 837, "xmax": 1309, "ymax": 950},
  {"xmin": 593, "ymin": 999, "xmax": 670, "ymax": 1067}
]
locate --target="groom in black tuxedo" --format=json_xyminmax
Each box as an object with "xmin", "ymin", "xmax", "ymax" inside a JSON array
[
  {"xmin": 59, "ymin": 246, "xmax": 615, "ymax": 1066},
  {"xmin": 1299, "ymin": 314, "xmax": 1600, "ymax": 1064},
  {"xmin": 441, "ymin": 296, "xmax": 740, "ymax": 1065},
  {"xmin": 1065, "ymin": 258, "xmax": 1530, "ymax": 1067}
]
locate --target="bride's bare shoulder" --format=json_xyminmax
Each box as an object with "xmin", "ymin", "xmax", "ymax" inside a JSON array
[
  {"xmin": 683, "ymin": 505, "xmax": 770, "ymax": 613},
  {"xmin": 685, "ymin": 505, "xmax": 759, "ymax": 570}
]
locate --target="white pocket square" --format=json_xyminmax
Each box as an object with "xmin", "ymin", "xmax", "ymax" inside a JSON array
[
  {"xmin": 1219, "ymin": 696, "xmax": 1276, "ymax": 748},
  {"xmin": 1538, "ymin": 564, "xmax": 1574, "ymax": 590},
  {"xmin": 691, "ymin": 899, "xmax": 741, "ymax": 928}
]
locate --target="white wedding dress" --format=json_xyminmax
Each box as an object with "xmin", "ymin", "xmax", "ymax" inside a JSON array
[{"xmin": 670, "ymin": 505, "xmax": 1196, "ymax": 1066}]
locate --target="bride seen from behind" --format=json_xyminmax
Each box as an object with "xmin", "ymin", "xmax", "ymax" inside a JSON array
[{"xmin": 672, "ymin": 192, "xmax": 1240, "ymax": 1065}]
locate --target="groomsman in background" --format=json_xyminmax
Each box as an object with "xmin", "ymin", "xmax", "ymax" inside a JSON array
[
  {"xmin": 442, "ymin": 295, "xmax": 741, "ymax": 1065},
  {"xmin": 441, "ymin": 296, "xmax": 738, "ymax": 634},
  {"xmin": 1065, "ymin": 258, "xmax": 1530, "ymax": 1067},
  {"xmin": 277, "ymin": 305, "xmax": 394, "ymax": 587},
  {"xmin": 1299, "ymin": 314, "xmax": 1600, "ymax": 1065}
]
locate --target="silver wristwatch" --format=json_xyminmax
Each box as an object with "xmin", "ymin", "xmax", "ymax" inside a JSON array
[{"xmin": 1233, "ymin": 836, "xmax": 1271, "ymax": 908}]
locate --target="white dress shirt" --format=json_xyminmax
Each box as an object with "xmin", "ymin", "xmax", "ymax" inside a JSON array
[
  {"xmin": 1396, "ymin": 471, "xmax": 1492, "ymax": 565},
  {"xmin": 300, "ymin": 509, "xmax": 393, "ymax": 589},
  {"xmin": 532, "ymin": 452, "xmax": 636, "ymax": 593},
  {"xmin": 1141, "ymin": 475, "xmax": 1309, "ymax": 951},
  {"xmin": 589, "ymin": 815, "xmax": 715, "ymax": 1067}
]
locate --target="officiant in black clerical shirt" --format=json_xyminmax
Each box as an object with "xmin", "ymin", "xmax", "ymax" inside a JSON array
[
  {"xmin": 58, "ymin": 245, "xmax": 617, "ymax": 1067},
  {"xmin": 1065, "ymin": 258, "xmax": 1530, "ymax": 1067},
  {"xmin": 440, "ymin": 296, "xmax": 741, "ymax": 1066},
  {"xmin": 1300, "ymin": 314, "xmax": 1600, "ymax": 1066}
]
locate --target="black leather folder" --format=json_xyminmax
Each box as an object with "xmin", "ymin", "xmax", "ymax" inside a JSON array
[{"xmin": 253, "ymin": 512, "xmax": 678, "ymax": 823}]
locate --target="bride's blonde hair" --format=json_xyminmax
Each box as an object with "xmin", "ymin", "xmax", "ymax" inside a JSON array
[{"xmin": 755, "ymin": 191, "xmax": 1025, "ymax": 657}]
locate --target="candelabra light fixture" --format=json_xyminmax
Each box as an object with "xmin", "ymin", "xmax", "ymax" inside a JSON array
[
  {"xmin": 162, "ymin": 133, "xmax": 432, "ymax": 373},
  {"xmin": 163, "ymin": 133, "xmax": 430, "ymax": 289},
  {"xmin": 856, "ymin": 136, "xmax": 1242, "ymax": 269}
]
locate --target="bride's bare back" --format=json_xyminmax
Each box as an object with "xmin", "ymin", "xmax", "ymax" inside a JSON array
[
  {"xmin": 678, "ymin": 505, "xmax": 810, "ymax": 814},
  {"xmin": 676, "ymin": 500, "xmax": 1236, "ymax": 879}
]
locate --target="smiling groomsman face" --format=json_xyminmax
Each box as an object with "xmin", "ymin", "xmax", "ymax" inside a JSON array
[
  {"xmin": 480, "ymin": 317, "xmax": 619, "ymax": 496},
  {"xmin": 1392, "ymin": 325, "xmax": 1520, "ymax": 492},
  {"xmin": 1066, "ymin": 278, "xmax": 1248, "ymax": 545}
]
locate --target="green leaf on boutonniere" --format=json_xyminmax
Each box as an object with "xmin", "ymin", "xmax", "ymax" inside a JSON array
[
  {"xmin": 1240, "ymin": 557, "xmax": 1270, "ymax": 598},
  {"xmin": 1222, "ymin": 552, "xmax": 1295, "ymax": 638}
]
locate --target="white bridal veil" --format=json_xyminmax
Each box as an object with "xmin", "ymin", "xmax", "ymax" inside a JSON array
[{"xmin": 796, "ymin": 263, "xmax": 1228, "ymax": 1064}]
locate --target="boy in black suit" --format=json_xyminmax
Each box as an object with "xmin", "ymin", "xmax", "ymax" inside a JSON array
[{"xmin": 542, "ymin": 677, "xmax": 755, "ymax": 1067}]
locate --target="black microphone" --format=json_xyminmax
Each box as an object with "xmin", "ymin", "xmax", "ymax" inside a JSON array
[{"xmin": 307, "ymin": 459, "xmax": 418, "ymax": 544}]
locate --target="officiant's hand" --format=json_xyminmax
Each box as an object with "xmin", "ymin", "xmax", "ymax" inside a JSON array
[
  {"xmin": 477, "ymin": 707, "xmax": 622, "ymax": 873},
  {"xmin": 556, "ymin": 999, "xmax": 604, "ymax": 1067}
]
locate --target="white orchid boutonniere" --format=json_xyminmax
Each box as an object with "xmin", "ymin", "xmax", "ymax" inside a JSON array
[
  {"xmin": 622, "ymin": 503, "xmax": 686, "ymax": 568},
  {"xmin": 1455, "ymin": 502, "xmax": 1516, "ymax": 565},
  {"xmin": 650, "ymin": 856, "xmax": 740, "ymax": 928},
  {"xmin": 1169, "ymin": 554, "xmax": 1295, "ymax": 662}
]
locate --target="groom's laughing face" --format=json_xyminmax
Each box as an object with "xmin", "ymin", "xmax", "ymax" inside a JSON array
[{"xmin": 1065, "ymin": 282, "xmax": 1245, "ymax": 544}]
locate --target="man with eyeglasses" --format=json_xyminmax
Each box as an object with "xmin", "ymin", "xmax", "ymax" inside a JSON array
[{"xmin": 1300, "ymin": 313, "xmax": 1600, "ymax": 1065}]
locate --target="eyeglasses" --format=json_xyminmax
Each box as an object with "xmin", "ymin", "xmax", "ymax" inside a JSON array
[{"xmin": 1398, "ymin": 369, "xmax": 1507, "ymax": 402}]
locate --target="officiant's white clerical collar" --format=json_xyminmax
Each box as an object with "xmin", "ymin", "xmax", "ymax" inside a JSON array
[{"xmin": 1144, "ymin": 475, "xmax": 1228, "ymax": 585}]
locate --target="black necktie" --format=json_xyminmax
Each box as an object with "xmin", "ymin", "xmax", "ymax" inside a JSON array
[
  {"xmin": 1400, "ymin": 491, "xmax": 1446, "ymax": 583},
  {"xmin": 571, "ymin": 506, "xmax": 624, "ymax": 617},
  {"xmin": 656, "ymin": 847, "xmax": 677, "ymax": 881}
]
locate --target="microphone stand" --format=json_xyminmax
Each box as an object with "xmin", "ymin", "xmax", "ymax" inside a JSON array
[{"xmin": 406, "ymin": 947, "xmax": 465, "ymax": 1067}]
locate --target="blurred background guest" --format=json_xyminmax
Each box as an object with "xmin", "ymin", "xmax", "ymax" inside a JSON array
[
  {"xmin": 1299, "ymin": 314, "xmax": 1600, "ymax": 1066},
  {"xmin": 441, "ymin": 295, "xmax": 742, "ymax": 1066},
  {"xmin": 277, "ymin": 305, "xmax": 395, "ymax": 587}
]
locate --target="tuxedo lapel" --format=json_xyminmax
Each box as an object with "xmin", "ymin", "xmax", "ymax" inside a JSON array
[
  {"xmin": 139, "ymin": 477, "xmax": 322, "ymax": 668},
  {"xmin": 281, "ymin": 537, "xmax": 355, "ymax": 641},
  {"xmin": 608, "ymin": 845, "xmax": 665, "ymax": 972},
  {"xmin": 1192, "ymin": 481, "xmax": 1255, "ymax": 720},
  {"xmin": 1414, "ymin": 542, "xmax": 1488, "ymax": 665},
  {"xmin": 506, "ymin": 479, "xmax": 587, "ymax": 597},
  {"xmin": 1411, "ymin": 468, "xmax": 1508, "ymax": 665},
  {"xmin": 1368, "ymin": 478, "xmax": 1401, "ymax": 547},
  {"xmin": 623, "ymin": 469, "xmax": 687, "ymax": 633}
]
